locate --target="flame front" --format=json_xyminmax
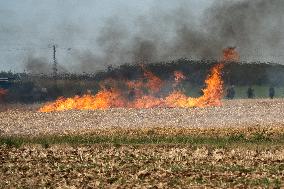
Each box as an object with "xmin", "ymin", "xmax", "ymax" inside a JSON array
[
  {"xmin": 39, "ymin": 64, "xmax": 223, "ymax": 112},
  {"xmin": 39, "ymin": 48, "xmax": 237, "ymax": 112},
  {"xmin": 165, "ymin": 63, "xmax": 224, "ymax": 108}
]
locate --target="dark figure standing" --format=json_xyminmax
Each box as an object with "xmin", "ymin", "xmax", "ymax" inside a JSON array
[
  {"xmin": 226, "ymin": 85, "xmax": 235, "ymax": 99},
  {"xmin": 128, "ymin": 88, "xmax": 135, "ymax": 101},
  {"xmin": 247, "ymin": 86, "xmax": 254, "ymax": 99},
  {"xmin": 269, "ymin": 86, "xmax": 275, "ymax": 99}
]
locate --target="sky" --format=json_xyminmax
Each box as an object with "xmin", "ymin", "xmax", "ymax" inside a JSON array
[
  {"xmin": 1, "ymin": 0, "xmax": 284, "ymax": 73},
  {"xmin": 0, "ymin": 0, "xmax": 211, "ymax": 72}
]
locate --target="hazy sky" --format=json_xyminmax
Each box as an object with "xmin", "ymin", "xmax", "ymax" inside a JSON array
[
  {"xmin": 1, "ymin": 0, "xmax": 284, "ymax": 73},
  {"xmin": 0, "ymin": 0, "xmax": 212, "ymax": 72}
]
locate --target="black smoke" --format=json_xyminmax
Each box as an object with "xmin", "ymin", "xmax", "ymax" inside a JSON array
[
  {"xmin": 19, "ymin": 0, "xmax": 284, "ymax": 73},
  {"xmin": 76, "ymin": 0, "xmax": 284, "ymax": 73},
  {"xmin": 24, "ymin": 55, "xmax": 52, "ymax": 74},
  {"xmin": 24, "ymin": 54, "xmax": 66, "ymax": 74}
]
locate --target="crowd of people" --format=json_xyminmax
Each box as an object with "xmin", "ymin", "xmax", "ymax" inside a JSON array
[{"xmin": 226, "ymin": 86, "xmax": 276, "ymax": 99}]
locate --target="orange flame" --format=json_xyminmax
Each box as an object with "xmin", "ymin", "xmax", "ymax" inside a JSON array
[
  {"xmin": 174, "ymin": 71, "xmax": 185, "ymax": 83},
  {"xmin": 132, "ymin": 95, "xmax": 163, "ymax": 109},
  {"xmin": 164, "ymin": 63, "xmax": 224, "ymax": 108},
  {"xmin": 173, "ymin": 71, "xmax": 186, "ymax": 88},
  {"xmin": 143, "ymin": 70, "xmax": 163, "ymax": 95},
  {"xmin": 39, "ymin": 89, "xmax": 126, "ymax": 112},
  {"xmin": 40, "ymin": 48, "xmax": 236, "ymax": 112},
  {"xmin": 39, "ymin": 64, "xmax": 223, "ymax": 112},
  {"xmin": 222, "ymin": 47, "xmax": 239, "ymax": 62}
]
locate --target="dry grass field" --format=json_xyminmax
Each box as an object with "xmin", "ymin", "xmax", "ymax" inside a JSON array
[
  {"xmin": 0, "ymin": 99, "xmax": 284, "ymax": 136},
  {"xmin": 1, "ymin": 99, "xmax": 284, "ymax": 188},
  {"xmin": 1, "ymin": 145, "xmax": 284, "ymax": 188}
]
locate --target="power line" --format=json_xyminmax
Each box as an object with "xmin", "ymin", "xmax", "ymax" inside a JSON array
[{"xmin": 0, "ymin": 44, "xmax": 75, "ymax": 52}]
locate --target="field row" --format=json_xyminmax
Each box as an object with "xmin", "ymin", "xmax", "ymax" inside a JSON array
[
  {"xmin": 1, "ymin": 144, "xmax": 284, "ymax": 188},
  {"xmin": 2, "ymin": 126, "xmax": 284, "ymax": 148},
  {"xmin": 1, "ymin": 99, "xmax": 284, "ymax": 136}
]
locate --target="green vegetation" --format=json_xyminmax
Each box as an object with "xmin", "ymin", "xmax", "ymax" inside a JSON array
[
  {"xmin": 1, "ymin": 132, "xmax": 284, "ymax": 148},
  {"xmin": 231, "ymin": 85, "xmax": 284, "ymax": 98}
]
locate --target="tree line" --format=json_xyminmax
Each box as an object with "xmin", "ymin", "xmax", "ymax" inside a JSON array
[{"xmin": 1, "ymin": 59, "xmax": 284, "ymax": 103}]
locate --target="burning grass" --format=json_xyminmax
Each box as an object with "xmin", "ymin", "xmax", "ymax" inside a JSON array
[
  {"xmin": 38, "ymin": 48, "xmax": 238, "ymax": 112},
  {"xmin": 39, "ymin": 63, "xmax": 224, "ymax": 112}
]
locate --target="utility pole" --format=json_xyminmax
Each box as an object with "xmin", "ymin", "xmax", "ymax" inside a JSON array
[{"xmin": 52, "ymin": 45, "xmax": 58, "ymax": 79}]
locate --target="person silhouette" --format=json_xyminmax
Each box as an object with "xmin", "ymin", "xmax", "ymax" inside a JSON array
[
  {"xmin": 247, "ymin": 86, "xmax": 254, "ymax": 99},
  {"xmin": 269, "ymin": 86, "xmax": 275, "ymax": 99},
  {"xmin": 226, "ymin": 85, "xmax": 235, "ymax": 99}
]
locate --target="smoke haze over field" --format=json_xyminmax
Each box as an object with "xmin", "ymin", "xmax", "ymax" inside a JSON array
[{"xmin": 1, "ymin": 0, "xmax": 284, "ymax": 73}]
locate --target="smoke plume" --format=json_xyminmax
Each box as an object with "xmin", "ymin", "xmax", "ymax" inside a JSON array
[
  {"xmin": 24, "ymin": 55, "xmax": 66, "ymax": 74},
  {"xmin": 24, "ymin": 55, "xmax": 52, "ymax": 74},
  {"xmin": 75, "ymin": 0, "xmax": 284, "ymax": 72}
]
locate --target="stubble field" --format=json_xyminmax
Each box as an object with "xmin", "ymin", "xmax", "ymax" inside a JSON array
[
  {"xmin": 1, "ymin": 99, "xmax": 284, "ymax": 136},
  {"xmin": 1, "ymin": 99, "xmax": 284, "ymax": 188}
]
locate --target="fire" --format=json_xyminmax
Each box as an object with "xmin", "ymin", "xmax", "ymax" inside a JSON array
[
  {"xmin": 172, "ymin": 71, "xmax": 186, "ymax": 90},
  {"xmin": 174, "ymin": 71, "xmax": 185, "ymax": 82},
  {"xmin": 39, "ymin": 64, "xmax": 223, "ymax": 112},
  {"xmin": 40, "ymin": 48, "xmax": 237, "ymax": 112},
  {"xmin": 143, "ymin": 69, "xmax": 163, "ymax": 95},
  {"xmin": 187, "ymin": 63, "xmax": 224, "ymax": 107},
  {"xmin": 164, "ymin": 91, "xmax": 187, "ymax": 108},
  {"xmin": 132, "ymin": 95, "xmax": 163, "ymax": 109},
  {"xmin": 164, "ymin": 63, "xmax": 224, "ymax": 108},
  {"xmin": 222, "ymin": 47, "xmax": 239, "ymax": 62},
  {"xmin": 39, "ymin": 89, "xmax": 126, "ymax": 112}
]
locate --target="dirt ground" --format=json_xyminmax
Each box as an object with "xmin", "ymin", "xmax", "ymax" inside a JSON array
[
  {"xmin": 0, "ymin": 99, "xmax": 284, "ymax": 136},
  {"xmin": 1, "ymin": 99, "xmax": 284, "ymax": 188},
  {"xmin": 1, "ymin": 145, "xmax": 284, "ymax": 188}
]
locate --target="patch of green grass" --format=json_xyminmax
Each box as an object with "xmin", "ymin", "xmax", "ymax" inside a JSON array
[
  {"xmin": 228, "ymin": 134, "xmax": 246, "ymax": 141},
  {"xmin": 226, "ymin": 86, "xmax": 284, "ymax": 99},
  {"xmin": 1, "ymin": 132, "xmax": 284, "ymax": 147},
  {"xmin": 273, "ymin": 179, "xmax": 282, "ymax": 189},
  {"xmin": 107, "ymin": 176, "xmax": 119, "ymax": 184},
  {"xmin": 251, "ymin": 132, "xmax": 272, "ymax": 142},
  {"xmin": 195, "ymin": 176, "xmax": 205, "ymax": 184},
  {"xmin": 185, "ymin": 85, "xmax": 284, "ymax": 98},
  {"xmin": 187, "ymin": 176, "xmax": 205, "ymax": 185},
  {"xmin": 168, "ymin": 177, "xmax": 181, "ymax": 187},
  {"xmin": 223, "ymin": 164, "xmax": 255, "ymax": 174},
  {"xmin": 250, "ymin": 177, "xmax": 271, "ymax": 187},
  {"xmin": 231, "ymin": 177, "xmax": 282, "ymax": 188},
  {"xmin": 170, "ymin": 164, "xmax": 185, "ymax": 173},
  {"xmin": 0, "ymin": 137, "xmax": 24, "ymax": 148}
]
